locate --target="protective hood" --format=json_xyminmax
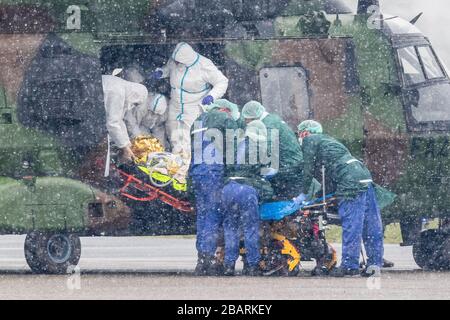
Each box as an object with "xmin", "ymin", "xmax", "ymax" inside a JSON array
[
  {"xmin": 242, "ymin": 100, "xmax": 266, "ymax": 120},
  {"xmin": 297, "ymin": 120, "xmax": 323, "ymax": 134},
  {"xmin": 123, "ymin": 65, "xmax": 146, "ymax": 84},
  {"xmin": 149, "ymin": 94, "xmax": 168, "ymax": 116},
  {"xmin": 172, "ymin": 42, "xmax": 199, "ymax": 66},
  {"xmin": 206, "ymin": 99, "xmax": 241, "ymax": 121},
  {"xmin": 125, "ymin": 82, "xmax": 148, "ymax": 111}
]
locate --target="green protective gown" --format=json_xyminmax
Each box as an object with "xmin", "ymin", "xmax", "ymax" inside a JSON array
[
  {"xmin": 261, "ymin": 113, "xmax": 303, "ymax": 167},
  {"xmin": 301, "ymin": 134, "xmax": 373, "ymax": 200},
  {"xmin": 261, "ymin": 113, "xmax": 304, "ymax": 199},
  {"xmin": 203, "ymin": 109, "xmax": 239, "ymax": 133}
]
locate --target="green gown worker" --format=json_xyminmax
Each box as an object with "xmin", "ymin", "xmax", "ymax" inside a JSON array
[
  {"xmin": 295, "ymin": 120, "xmax": 384, "ymax": 277},
  {"xmin": 241, "ymin": 101, "xmax": 303, "ymax": 199}
]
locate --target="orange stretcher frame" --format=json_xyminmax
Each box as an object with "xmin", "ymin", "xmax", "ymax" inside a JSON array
[{"xmin": 115, "ymin": 167, "xmax": 194, "ymax": 214}]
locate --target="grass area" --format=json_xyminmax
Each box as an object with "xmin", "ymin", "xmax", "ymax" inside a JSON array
[
  {"xmin": 158, "ymin": 224, "xmax": 404, "ymax": 244},
  {"xmin": 325, "ymin": 223, "xmax": 403, "ymax": 244},
  {"xmin": 152, "ymin": 221, "xmax": 441, "ymax": 244}
]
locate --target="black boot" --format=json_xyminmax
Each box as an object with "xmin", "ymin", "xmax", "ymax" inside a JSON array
[
  {"xmin": 243, "ymin": 265, "xmax": 261, "ymax": 277},
  {"xmin": 383, "ymin": 258, "xmax": 395, "ymax": 268},
  {"xmin": 328, "ymin": 267, "xmax": 360, "ymax": 278},
  {"xmin": 223, "ymin": 265, "xmax": 236, "ymax": 276},
  {"xmin": 195, "ymin": 254, "xmax": 217, "ymax": 276},
  {"xmin": 361, "ymin": 266, "xmax": 382, "ymax": 278},
  {"xmin": 311, "ymin": 266, "xmax": 330, "ymax": 277}
]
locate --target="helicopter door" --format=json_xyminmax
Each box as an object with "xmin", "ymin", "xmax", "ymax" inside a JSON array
[
  {"xmin": 224, "ymin": 38, "xmax": 359, "ymax": 132},
  {"xmin": 259, "ymin": 66, "xmax": 310, "ymax": 129}
]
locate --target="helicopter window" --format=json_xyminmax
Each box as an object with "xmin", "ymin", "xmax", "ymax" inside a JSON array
[
  {"xmin": 417, "ymin": 46, "xmax": 445, "ymax": 80},
  {"xmin": 408, "ymin": 83, "xmax": 450, "ymax": 123},
  {"xmin": 398, "ymin": 47, "xmax": 426, "ymax": 86},
  {"xmin": 259, "ymin": 67, "xmax": 310, "ymax": 128}
]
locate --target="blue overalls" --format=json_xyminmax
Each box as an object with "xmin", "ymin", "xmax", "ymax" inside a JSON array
[
  {"xmin": 220, "ymin": 138, "xmax": 261, "ymax": 268},
  {"xmin": 221, "ymin": 181, "xmax": 260, "ymax": 268},
  {"xmin": 338, "ymin": 184, "xmax": 384, "ymax": 270},
  {"xmin": 190, "ymin": 114, "xmax": 224, "ymax": 257}
]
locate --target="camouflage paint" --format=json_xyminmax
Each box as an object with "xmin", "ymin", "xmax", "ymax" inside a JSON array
[
  {"xmin": 0, "ymin": 0, "xmax": 449, "ymax": 233},
  {"xmin": 0, "ymin": 177, "xmax": 94, "ymax": 232},
  {"xmin": 276, "ymin": 13, "xmax": 450, "ymax": 222},
  {"xmin": 0, "ymin": 3, "xmax": 125, "ymax": 233},
  {"xmin": 224, "ymin": 37, "xmax": 363, "ymax": 156}
]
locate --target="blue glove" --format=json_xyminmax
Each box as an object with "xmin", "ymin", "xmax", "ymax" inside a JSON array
[
  {"xmin": 202, "ymin": 95, "xmax": 214, "ymax": 105},
  {"xmin": 151, "ymin": 70, "xmax": 163, "ymax": 80},
  {"xmin": 293, "ymin": 193, "xmax": 307, "ymax": 207}
]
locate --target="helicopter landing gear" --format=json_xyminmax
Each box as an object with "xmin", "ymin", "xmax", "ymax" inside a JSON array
[
  {"xmin": 24, "ymin": 232, "xmax": 81, "ymax": 274},
  {"xmin": 413, "ymin": 223, "xmax": 450, "ymax": 271}
]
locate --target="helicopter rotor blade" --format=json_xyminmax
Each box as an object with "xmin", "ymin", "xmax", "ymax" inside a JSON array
[{"xmin": 410, "ymin": 12, "xmax": 424, "ymax": 25}]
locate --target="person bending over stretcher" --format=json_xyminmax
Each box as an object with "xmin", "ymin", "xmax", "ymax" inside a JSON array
[{"xmin": 295, "ymin": 120, "xmax": 384, "ymax": 278}]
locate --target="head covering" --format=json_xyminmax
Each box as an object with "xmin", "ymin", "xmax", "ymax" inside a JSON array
[
  {"xmin": 171, "ymin": 42, "xmax": 199, "ymax": 66},
  {"xmin": 246, "ymin": 120, "xmax": 268, "ymax": 143},
  {"xmin": 125, "ymin": 82, "xmax": 148, "ymax": 111},
  {"xmin": 122, "ymin": 65, "xmax": 146, "ymax": 84},
  {"xmin": 297, "ymin": 120, "xmax": 323, "ymax": 134},
  {"xmin": 242, "ymin": 101, "xmax": 266, "ymax": 120},
  {"xmin": 149, "ymin": 94, "xmax": 168, "ymax": 116},
  {"xmin": 206, "ymin": 99, "xmax": 241, "ymax": 121}
]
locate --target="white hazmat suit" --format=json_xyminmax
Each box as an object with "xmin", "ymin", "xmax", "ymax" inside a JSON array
[
  {"xmin": 102, "ymin": 75, "xmax": 148, "ymax": 150},
  {"xmin": 124, "ymin": 93, "xmax": 169, "ymax": 148},
  {"xmin": 157, "ymin": 42, "xmax": 229, "ymax": 161}
]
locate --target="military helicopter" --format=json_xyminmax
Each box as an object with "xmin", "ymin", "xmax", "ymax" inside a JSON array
[{"xmin": 0, "ymin": 0, "xmax": 449, "ymax": 273}]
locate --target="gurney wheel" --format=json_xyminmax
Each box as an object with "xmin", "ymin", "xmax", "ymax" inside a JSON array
[{"xmin": 261, "ymin": 245, "xmax": 300, "ymax": 277}]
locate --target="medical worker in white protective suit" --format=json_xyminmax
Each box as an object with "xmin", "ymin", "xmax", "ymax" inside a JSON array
[
  {"xmin": 124, "ymin": 93, "xmax": 169, "ymax": 148},
  {"xmin": 102, "ymin": 75, "xmax": 149, "ymax": 163},
  {"xmin": 152, "ymin": 42, "xmax": 229, "ymax": 162}
]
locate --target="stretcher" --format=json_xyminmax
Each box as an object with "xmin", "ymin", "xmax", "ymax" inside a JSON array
[
  {"xmin": 114, "ymin": 162, "xmax": 337, "ymax": 276},
  {"xmin": 255, "ymin": 196, "xmax": 338, "ymax": 276},
  {"xmin": 114, "ymin": 164, "xmax": 194, "ymax": 213}
]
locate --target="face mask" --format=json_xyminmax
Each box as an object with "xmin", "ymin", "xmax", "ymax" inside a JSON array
[{"xmin": 298, "ymin": 131, "xmax": 309, "ymax": 146}]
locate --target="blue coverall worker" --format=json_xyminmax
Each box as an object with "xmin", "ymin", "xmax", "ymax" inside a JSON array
[
  {"xmin": 221, "ymin": 129, "xmax": 274, "ymax": 276},
  {"xmin": 189, "ymin": 100, "xmax": 239, "ymax": 276}
]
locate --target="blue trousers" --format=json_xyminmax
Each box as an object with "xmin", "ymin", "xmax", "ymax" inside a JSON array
[
  {"xmin": 221, "ymin": 182, "xmax": 260, "ymax": 267},
  {"xmin": 192, "ymin": 174, "xmax": 223, "ymax": 256},
  {"xmin": 338, "ymin": 185, "xmax": 384, "ymax": 270}
]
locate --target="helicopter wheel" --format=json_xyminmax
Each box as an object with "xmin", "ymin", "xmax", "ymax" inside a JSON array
[
  {"xmin": 437, "ymin": 235, "xmax": 450, "ymax": 270},
  {"xmin": 24, "ymin": 231, "xmax": 81, "ymax": 274},
  {"xmin": 412, "ymin": 229, "xmax": 443, "ymax": 270}
]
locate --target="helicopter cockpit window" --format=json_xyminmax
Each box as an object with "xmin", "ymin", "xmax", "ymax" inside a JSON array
[
  {"xmin": 398, "ymin": 45, "xmax": 447, "ymax": 87},
  {"xmin": 408, "ymin": 83, "xmax": 450, "ymax": 123},
  {"xmin": 398, "ymin": 45, "xmax": 450, "ymax": 128},
  {"xmin": 398, "ymin": 47, "xmax": 426, "ymax": 86},
  {"xmin": 417, "ymin": 46, "xmax": 445, "ymax": 80}
]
